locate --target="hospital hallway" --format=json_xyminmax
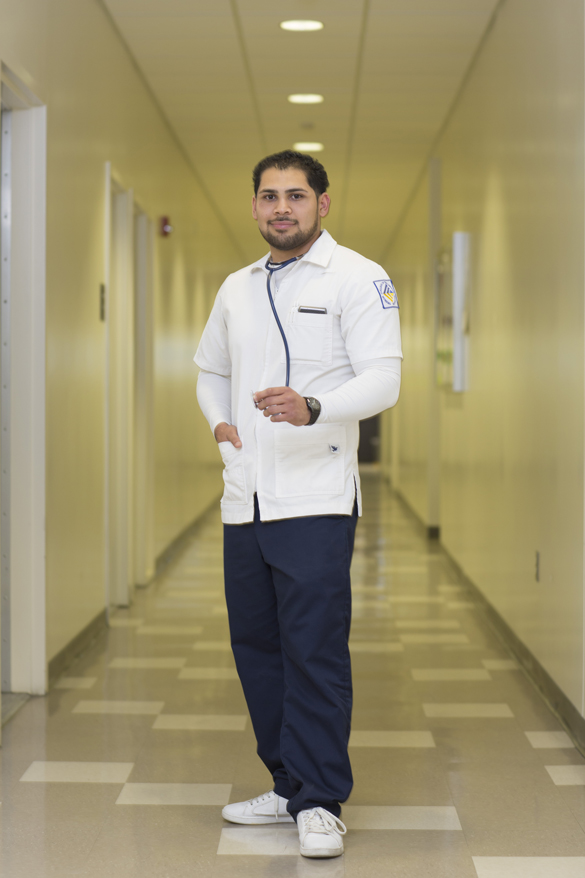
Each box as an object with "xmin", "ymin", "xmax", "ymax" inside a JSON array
[{"xmin": 0, "ymin": 471, "xmax": 582, "ymax": 877}]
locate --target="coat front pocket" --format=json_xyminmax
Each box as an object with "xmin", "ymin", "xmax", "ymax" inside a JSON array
[
  {"xmin": 280, "ymin": 311, "xmax": 333, "ymax": 365},
  {"xmin": 218, "ymin": 441, "xmax": 248, "ymax": 505},
  {"xmin": 274, "ymin": 426, "xmax": 345, "ymax": 498}
]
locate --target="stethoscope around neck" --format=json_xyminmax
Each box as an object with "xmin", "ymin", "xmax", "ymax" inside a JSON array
[{"xmin": 265, "ymin": 254, "xmax": 301, "ymax": 387}]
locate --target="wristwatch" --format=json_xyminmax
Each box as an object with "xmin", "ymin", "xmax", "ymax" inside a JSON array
[{"xmin": 304, "ymin": 397, "xmax": 321, "ymax": 426}]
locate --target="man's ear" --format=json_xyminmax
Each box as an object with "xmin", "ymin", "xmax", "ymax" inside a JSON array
[
  {"xmin": 252, "ymin": 196, "xmax": 258, "ymax": 220},
  {"xmin": 319, "ymin": 193, "xmax": 331, "ymax": 218}
]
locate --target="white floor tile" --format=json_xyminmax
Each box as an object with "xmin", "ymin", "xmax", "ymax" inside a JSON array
[
  {"xmin": 412, "ymin": 669, "xmax": 491, "ymax": 681},
  {"xmin": 116, "ymin": 783, "xmax": 232, "ymax": 805},
  {"xmin": 342, "ymin": 805, "xmax": 461, "ymax": 830},
  {"xmin": 192, "ymin": 641, "xmax": 232, "ymax": 651},
  {"xmin": 482, "ymin": 659, "xmax": 519, "ymax": 671},
  {"xmin": 178, "ymin": 668, "xmax": 239, "ymax": 680},
  {"xmin": 545, "ymin": 765, "xmax": 585, "ymax": 786},
  {"xmin": 137, "ymin": 626, "xmax": 204, "ymax": 635},
  {"xmin": 73, "ymin": 701, "xmax": 164, "ymax": 715},
  {"xmin": 108, "ymin": 618, "xmax": 144, "ymax": 628},
  {"xmin": 400, "ymin": 634, "xmax": 470, "ymax": 645},
  {"xmin": 423, "ymin": 703, "xmax": 514, "ymax": 718},
  {"xmin": 152, "ymin": 714, "xmax": 247, "ymax": 731},
  {"xmin": 108, "ymin": 658, "xmax": 187, "ymax": 669},
  {"xmin": 396, "ymin": 620, "xmax": 461, "ymax": 630},
  {"xmin": 350, "ymin": 641, "xmax": 404, "ymax": 653},
  {"xmin": 217, "ymin": 825, "xmax": 299, "ymax": 856},
  {"xmin": 525, "ymin": 731, "xmax": 575, "ymax": 750},
  {"xmin": 20, "ymin": 761, "xmax": 134, "ymax": 783},
  {"xmin": 349, "ymin": 731, "xmax": 435, "ymax": 748},
  {"xmin": 473, "ymin": 858, "xmax": 585, "ymax": 877},
  {"xmin": 54, "ymin": 677, "xmax": 97, "ymax": 689}
]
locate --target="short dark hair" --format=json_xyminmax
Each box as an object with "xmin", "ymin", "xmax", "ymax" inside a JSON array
[{"xmin": 253, "ymin": 150, "xmax": 330, "ymax": 197}]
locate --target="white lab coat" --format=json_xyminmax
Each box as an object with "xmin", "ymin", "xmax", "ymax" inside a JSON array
[{"xmin": 194, "ymin": 230, "xmax": 402, "ymax": 524}]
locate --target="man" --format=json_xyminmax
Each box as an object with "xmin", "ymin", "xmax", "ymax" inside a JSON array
[{"xmin": 195, "ymin": 150, "xmax": 402, "ymax": 858}]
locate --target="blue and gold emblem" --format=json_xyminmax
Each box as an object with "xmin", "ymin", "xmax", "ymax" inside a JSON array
[{"xmin": 374, "ymin": 279, "xmax": 399, "ymax": 310}]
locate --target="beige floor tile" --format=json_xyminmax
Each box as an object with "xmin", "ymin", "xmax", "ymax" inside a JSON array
[
  {"xmin": 401, "ymin": 634, "xmax": 470, "ymax": 644},
  {"xmin": 349, "ymin": 641, "xmax": 404, "ymax": 653},
  {"xmin": 448, "ymin": 763, "xmax": 581, "ymax": 834},
  {"xmin": 526, "ymin": 732, "xmax": 575, "ymax": 750},
  {"xmin": 217, "ymin": 825, "xmax": 299, "ymax": 855},
  {"xmin": 20, "ymin": 760, "xmax": 134, "ymax": 783},
  {"xmin": 179, "ymin": 667, "xmax": 239, "ymax": 680},
  {"xmin": 108, "ymin": 657, "xmax": 187, "ymax": 669},
  {"xmin": 482, "ymin": 659, "xmax": 519, "ymax": 671},
  {"xmin": 152, "ymin": 714, "xmax": 247, "ymax": 731},
  {"xmin": 424, "ymin": 704, "xmax": 514, "ymax": 718},
  {"xmin": 109, "ymin": 618, "xmax": 145, "ymax": 628},
  {"xmin": 349, "ymin": 731, "xmax": 435, "ymax": 748},
  {"xmin": 396, "ymin": 620, "xmax": 462, "ymax": 630},
  {"xmin": 465, "ymin": 826, "xmax": 585, "ymax": 857},
  {"xmin": 342, "ymin": 805, "xmax": 462, "ymax": 830},
  {"xmin": 137, "ymin": 625, "xmax": 204, "ymax": 635},
  {"xmin": 54, "ymin": 676, "xmax": 97, "ymax": 689},
  {"xmin": 472, "ymin": 858, "xmax": 585, "ymax": 877},
  {"xmin": 72, "ymin": 701, "xmax": 164, "ymax": 715},
  {"xmin": 117, "ymin": 782, "xmax": 231, "ymax": 805},
  {"xmin": 546, "ymin": 766, "xmax": 585, "ymax": 786},
  {"xmin": 343, "ymin": 832, "xmax": 476, "ymax": 877},
  {"xmin": 412, "ymin": 670, "xmax": 491, "ymax": 682},
  {"xmin": 193, "ymin": 641, "xmax": 233, "ymax": 651}
]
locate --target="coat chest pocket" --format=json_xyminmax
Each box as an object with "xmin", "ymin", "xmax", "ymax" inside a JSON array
[{"xmin": 281, "ymin": 310, "xmax": 333, "ymax": 365}]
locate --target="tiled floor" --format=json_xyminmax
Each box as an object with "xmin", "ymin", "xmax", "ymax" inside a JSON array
[{"xmin": 1, "ymin": 471, "xmax": 585, "ymax": 876}]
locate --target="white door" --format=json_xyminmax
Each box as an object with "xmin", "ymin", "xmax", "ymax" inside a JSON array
[
  {"xmin": 133, "ymin": 211, "xmax": 155, "ymax": 586},
  {"xmin": 0, "ymin": 70, "xmax": 47, "ymax": 699},
  {"xmin": 105, "ymin": 169, "xmax": 135, "ymax": 610}
]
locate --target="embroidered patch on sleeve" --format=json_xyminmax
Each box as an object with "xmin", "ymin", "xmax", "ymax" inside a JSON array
[{"xmin": 374, "ymin": 279, "xmax": 399, "ymax": 310}]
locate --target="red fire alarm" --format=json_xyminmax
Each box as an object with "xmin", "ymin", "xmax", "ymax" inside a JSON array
[{"xmin": 160, "ymin": 216, "xmax": 173, "ymax": 237}]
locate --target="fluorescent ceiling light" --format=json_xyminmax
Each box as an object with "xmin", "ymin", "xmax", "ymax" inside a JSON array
[
  {"xmin": 280, "ymin": 20, "xmax": 324, "ymax": 32},
  {"xmin": 293, "ymin": 142, "xmax": 324, "ymax": 152},
  {"xmin": 288, "ymin": 94, "xmax": 324, "ymax": 104}
]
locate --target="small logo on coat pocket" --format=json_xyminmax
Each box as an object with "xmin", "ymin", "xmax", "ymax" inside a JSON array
[{"xmin": 330, "ymin": 444, "xmax": 340, "ymax": 453}]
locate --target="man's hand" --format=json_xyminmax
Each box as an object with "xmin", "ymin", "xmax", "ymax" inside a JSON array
[
  {"xmin": 214, "ymin": 422, "xmax": 242, "ymax": 448},
  {"xmin": 254, "ymin": 387, "xmax": 310, "ymax": 426}
]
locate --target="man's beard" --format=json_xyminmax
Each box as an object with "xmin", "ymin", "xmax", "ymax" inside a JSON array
[{"xmin": 260, "ymin": 215, "xmax": 319, "ymax": 252}]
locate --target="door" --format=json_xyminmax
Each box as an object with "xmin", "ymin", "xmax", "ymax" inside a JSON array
[{"xmin": 105, "ymin": 169, "xmax": 135, "ymax": 610}]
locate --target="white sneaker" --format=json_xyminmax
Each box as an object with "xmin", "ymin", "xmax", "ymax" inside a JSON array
[
  {"xmin": 297, "ymin": 807, "xmax": 347, "ymax": 858},
  {"xmin": 222, "ymin": 790, "xmax": 294, "ymax": 825}
]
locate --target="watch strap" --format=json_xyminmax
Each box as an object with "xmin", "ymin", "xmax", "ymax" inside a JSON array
[{"xmin": 304, "ymin": 397, "xmax": 321, "ymax": 426}]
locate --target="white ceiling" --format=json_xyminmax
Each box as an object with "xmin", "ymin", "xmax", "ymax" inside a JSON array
[{"xmin": 104, "ymin": 0, "xmax": 499, "ymax": 264}]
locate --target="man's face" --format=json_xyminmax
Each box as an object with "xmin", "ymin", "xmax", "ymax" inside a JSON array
[{"xmin": 252, "ymin": 167, "xmax": 330, "ymax": 252}]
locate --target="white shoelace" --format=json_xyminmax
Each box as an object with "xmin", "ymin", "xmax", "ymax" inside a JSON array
[
  {"xmin": 302, "ymin": 807, "xmax": 347, "ymax": 836},
  {"xmin": 249, "ymin": 791, "xmax": 285, "ymax": 821},
  {"xmin": 249, "ymin": 791, "xmax": 274, "ymax": 807}
]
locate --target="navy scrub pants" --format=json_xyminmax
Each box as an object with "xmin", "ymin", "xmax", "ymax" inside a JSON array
[{"xmin": 223, "ymin": 496, "xmax": 358, "ymax": 820}]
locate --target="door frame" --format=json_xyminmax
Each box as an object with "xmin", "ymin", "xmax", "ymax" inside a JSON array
[{"xmin": 0, "ymin": 66, "xmax": 47, "ymax": 696}]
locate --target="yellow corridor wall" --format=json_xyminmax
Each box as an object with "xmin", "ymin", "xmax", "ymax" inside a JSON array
[
  {"xmin": 383, "ymin": 0, "xmax": 585, "ymax": 714},
  {"xmin": 0, "ymin": 0, "xmax": 239, "ymax": 663}
]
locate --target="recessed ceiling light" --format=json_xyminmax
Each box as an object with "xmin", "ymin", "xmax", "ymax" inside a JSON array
[
  {"xmin": 280, "ymin": 20, "xmax": 324, "ymax": 32},
  {"xmin": 288, "ymin": 94, "xmax": 324, "ymax": 105},
  {"xmin": 293, "ymin": 142, "xmax": 324, "ymax": 152}
]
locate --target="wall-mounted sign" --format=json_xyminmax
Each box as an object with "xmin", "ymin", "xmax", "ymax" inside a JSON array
[{"xmin": 435, "ymin": 231, "xmax": 470, "ymax": 392}]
